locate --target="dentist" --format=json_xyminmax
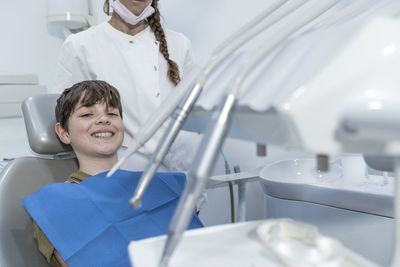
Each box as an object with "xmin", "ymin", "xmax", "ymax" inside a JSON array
[{"xmin": 51, "ymin": 0, "xmax": 197, "ymax": 172}]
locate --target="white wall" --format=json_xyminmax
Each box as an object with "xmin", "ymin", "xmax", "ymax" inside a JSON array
[
  {"xmin": 0, "ymin": 0, "xmax": 65, "ymax": 88},
  {"xmin": 0, "ymin": 0, "xmax": 111, "ymax": 89},
  {"xmin": 0, "ymin": 0, "xmax": 63, "ymax": 162}
]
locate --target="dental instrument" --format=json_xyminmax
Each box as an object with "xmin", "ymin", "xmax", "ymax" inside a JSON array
[
  {"xmin": 129, "ymin": 52, "xmax": 244, "ymax": 208},
  {"xmin": 159, "ymin": 1, "xmax": 341, "ymax": 266}
]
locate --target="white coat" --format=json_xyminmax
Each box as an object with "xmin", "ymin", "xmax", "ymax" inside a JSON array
[{"xmin": 51, "ymin": 22, "xmax": 199, "ymax": 171}]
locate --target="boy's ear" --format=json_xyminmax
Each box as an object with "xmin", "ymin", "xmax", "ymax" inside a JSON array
[{"xmin": 55, "ymin": 122, "xmax": 71, "ymax": 145}]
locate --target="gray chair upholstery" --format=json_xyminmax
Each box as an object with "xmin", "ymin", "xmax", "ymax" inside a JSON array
[
  {"xmin": 0, "ymin": 94, "xmax": 78, "ymax": 267},
  {"xmin": 22, "ymin": 94, "xmax": 73, "ymax": 155}
]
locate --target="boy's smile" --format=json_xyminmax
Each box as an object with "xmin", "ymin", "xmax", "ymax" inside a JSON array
[{"xmin": 92, "ymin": 130, "xmax": 114, "ymax": 138}]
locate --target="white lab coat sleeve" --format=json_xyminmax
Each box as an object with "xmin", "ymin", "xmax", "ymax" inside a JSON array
[{"xmin": 50, "ymin": 36, "xmax": 90, "ymax": 93}]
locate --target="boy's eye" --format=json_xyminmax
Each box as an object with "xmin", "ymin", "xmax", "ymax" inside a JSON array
[
  {"xmin": 108, "ymin": 112, "xmax": 119, "ymax": 116},
  {"xmin": 80, "ymin": 113, "xmax": 92, "ymax": 117}
]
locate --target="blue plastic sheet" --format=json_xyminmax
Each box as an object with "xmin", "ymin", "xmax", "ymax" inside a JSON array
[{"xmin": 23, "ymin": 170, "xmax": 203, "ymax": 267}]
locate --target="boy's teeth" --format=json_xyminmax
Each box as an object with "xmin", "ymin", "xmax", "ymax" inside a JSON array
[{"xmin": 93, "ymin": 132, "xmax": 112, "ymax": 137}]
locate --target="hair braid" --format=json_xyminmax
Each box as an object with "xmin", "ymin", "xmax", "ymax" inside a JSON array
[
  {"xmin": 104, "ymin": 0, "xmax": 181, "ymax": 85},
  {"xmin": 148, "ymin": 1, "xmax": 181, "ymax": 85},
  {"xmin": 103, "ymin": 0, "xmax": 110, "ymax": 15}
]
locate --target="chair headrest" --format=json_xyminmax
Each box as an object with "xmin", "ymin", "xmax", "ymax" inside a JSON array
[{"xmin": 22, "ymin": 94, "xmax": 72, "ymax": 155}]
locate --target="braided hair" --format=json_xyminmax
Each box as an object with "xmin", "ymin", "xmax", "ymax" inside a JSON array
[{"xmin": 104, "ymin": 0, "xmax": 181, "ymax": 85}]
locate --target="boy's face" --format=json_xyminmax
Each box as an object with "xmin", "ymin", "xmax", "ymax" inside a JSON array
[{"xmin": 56, "ymin": 101, "xmax": 124, "ymax": 160}]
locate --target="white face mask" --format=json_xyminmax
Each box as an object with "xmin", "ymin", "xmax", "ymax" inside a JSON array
[{"xmin": 111, "ymin": 0, "xmax": 155, "ymax": 26}]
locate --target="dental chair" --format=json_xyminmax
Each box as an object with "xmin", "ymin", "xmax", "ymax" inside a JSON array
[{"xmin": 0, "ymin": 94, "xmax": 78, "ymax": 267}]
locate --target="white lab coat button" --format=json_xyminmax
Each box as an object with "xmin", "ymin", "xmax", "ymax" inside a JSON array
[
  {"xmin": 129, "ymin": 40, "xmax": 134, "ymax": 44},
  {"xmin": 156, "ymin": 92, "xmax": 160, "ymax": 98},
  {"xmin": 154, "ymin": 66, "xmax": 157, "ymax": 71},
  {"xmin": 154, "ymin": 41, "xmax": 158, "ymax": 45}
]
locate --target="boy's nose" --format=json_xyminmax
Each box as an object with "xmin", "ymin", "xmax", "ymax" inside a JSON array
[{"xmin": 96, "ymin": 114, "xmax": 111, "ymax": 124}]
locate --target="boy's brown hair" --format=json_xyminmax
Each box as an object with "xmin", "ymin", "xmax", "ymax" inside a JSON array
[{"xmin": 55, "ymin": 80, "xmax": 123, "ymax": 131}]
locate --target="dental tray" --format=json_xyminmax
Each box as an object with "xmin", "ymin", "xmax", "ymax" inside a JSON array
[{"xmin": 128, "ymin": 219, "xmax": 377, "ymax": 267}]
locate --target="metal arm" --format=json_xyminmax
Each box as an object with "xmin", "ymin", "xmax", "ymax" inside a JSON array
[{"xmin": 130, "ymin": 82, "xmax": 203, "ymax": 208}]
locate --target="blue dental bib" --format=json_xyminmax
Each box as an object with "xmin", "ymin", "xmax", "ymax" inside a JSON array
[{"xmin": 23, "ymin": 170, "xmax": 203, "ymax": 267}]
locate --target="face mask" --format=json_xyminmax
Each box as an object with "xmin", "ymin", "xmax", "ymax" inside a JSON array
[{"xmin": 111, "ymin": 0, "xmax": 155, "ymax": 26}]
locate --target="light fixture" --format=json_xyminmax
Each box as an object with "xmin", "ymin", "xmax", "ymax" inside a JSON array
[{"xmin": 46, "ymin": 0, "xmax": 96, "ymax": 37}]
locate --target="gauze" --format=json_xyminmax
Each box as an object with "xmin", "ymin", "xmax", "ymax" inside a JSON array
[{"xmin": 111, "ymin": 0, "xmax": 155, "ymax": 26}]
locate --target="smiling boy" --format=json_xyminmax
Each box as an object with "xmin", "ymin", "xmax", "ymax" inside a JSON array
[
  {"xmin": 54, "ymin": 80, "xmax": 125, "ymax": 176},
  {"xmin": 27, "ymin": 80, "xmax": 202, "ymax": 267},
  {"xmin": 34, "ymin": 80, "xmax": 125, "ymax": 267}
]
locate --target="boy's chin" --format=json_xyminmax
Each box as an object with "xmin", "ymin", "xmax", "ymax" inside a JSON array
[{"xmin": 95, "ymin": 150, "xmax": 119, "ymax": 158}]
